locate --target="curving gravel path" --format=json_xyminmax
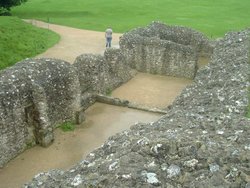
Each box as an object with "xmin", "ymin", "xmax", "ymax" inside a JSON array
[{"xmin": 25, "ymin": 19, "xmax": 122, "ymax": 63}]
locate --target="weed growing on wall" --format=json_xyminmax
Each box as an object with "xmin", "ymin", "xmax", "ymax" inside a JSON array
[
  {"xmin": 59, "ymin": 121, "xmax": 75, "ymax": 132},
  {"xmin": 105, "ymin": 88, "xmax": 112, "ymax": 96}
]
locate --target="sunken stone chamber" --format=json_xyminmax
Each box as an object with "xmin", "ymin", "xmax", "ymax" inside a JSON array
[
  {"xmin": 0, "ymin": 49, "xmax": 136, "ymax": 167},
  {"xmin": 25, "ymin": 29, "xmax": 250, "ymax": 188},
  {"xmin": 0, "ymin": 22, "xmax": 215, "ymax": 169},
  {"xmin": 0, "ymin": 59, "xmax": 81, "ymax": 167},
  {"xmin": 120, "ymin": 22, "xmax": 213, "ymax": 79}
]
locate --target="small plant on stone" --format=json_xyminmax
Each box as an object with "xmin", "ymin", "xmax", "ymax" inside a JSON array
[
  {"xmin": 59, "ymin": 121, "xmax": 75, "ymax": 132},
  {"xmin": 105, "ymin": 88, "xmax": 112, "ymax": 96},
  {"xmin": 26, "ymin": 141, "xmax": 35, "ymax": 149}
]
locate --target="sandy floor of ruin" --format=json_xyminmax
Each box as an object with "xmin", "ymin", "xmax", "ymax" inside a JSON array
[{"xmin": 0, "ymin": 103, "xmax": 161, "ymax": 188}]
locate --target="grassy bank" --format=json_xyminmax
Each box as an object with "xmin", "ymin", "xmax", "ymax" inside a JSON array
[
  {"xmin": 12, "ymin": 0, "xmax": 250, "ymax": 38},
  {"xmin": 0, "ymin": 16, "xmax": 59, "ymax": 70}
]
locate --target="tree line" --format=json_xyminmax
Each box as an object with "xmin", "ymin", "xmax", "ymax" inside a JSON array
[{"xmin": 0, "ymin": 0, "xmax": 27, "ymax": 15}]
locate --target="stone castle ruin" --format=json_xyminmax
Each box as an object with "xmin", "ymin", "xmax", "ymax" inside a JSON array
[
  {"xmin": 0, "ymin": 22, "xmax": 249, "ymax": 187},
  {"xmin": 120, "ymin": 22, "xmax": 213, "ymax": 78}
]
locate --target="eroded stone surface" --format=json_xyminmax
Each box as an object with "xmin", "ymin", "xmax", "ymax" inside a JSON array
[
  {"xmin": 73, "ymin": 48, "xmax": 136, "ymax": 95},
  {"xmin": 24, "ymin": 29, "xmax": 250, "ymax": 187},
  {"xmin": 0, "ymin": 58, "xmax": 81, "ymax": 167},
  {"xmin": 0, "ymin": 48, "xmax": 136, "ymax": 167},
  {"xmin": 120, "ymin": 21, "xmax": 213, "ymax": 79}
]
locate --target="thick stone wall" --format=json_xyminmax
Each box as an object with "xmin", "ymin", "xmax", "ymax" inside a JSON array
[
  {"xmin": 0, "ymin": 58, "xmax": 81, "ymax": 167},
  {"xmin": 120, "ymin": 22, "xmax": 213, "ymax": 79},
  {"xmin": 0, "ymin": 48, "xmax": 136, "ymax": 167},
  {"xmin": 73, "ymin": 48, "xmax": 136, "ymax": 95},
  {"xmin": 25, "ymin": 29, "xmax": 250, "ymax": 187}
]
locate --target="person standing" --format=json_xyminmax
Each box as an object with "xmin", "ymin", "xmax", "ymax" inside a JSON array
[{"xmin": 105, "ymin": 27, "xmax": 113, "ymax": 48}]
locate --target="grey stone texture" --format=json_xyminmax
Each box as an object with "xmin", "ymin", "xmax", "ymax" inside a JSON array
[
  {"xmin": 0, "ymin": 48, "xmax": 136, "ymax": 167},
  {"xmin": 95, "ymin": 94, "xmax": 167, "ymax": 114},
  {"xmin": 120, "ymin": 21, "xmax": 213, "ymax": 79},
  {"xmin": 0, "ymin": 58, "xmax": 81, "ymax": 167},
  {"xmin": 73, "ymin": 48, "xmax": 136, "ymax": 95},
  {"xmin": 24, "ymin": 29, "xmax": 250, "ymax": 187}
]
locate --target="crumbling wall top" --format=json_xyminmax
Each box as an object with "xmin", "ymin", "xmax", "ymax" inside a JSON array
[{"xmin": 120, "ymin": 21, "xmax": 212, "ymax": 55}]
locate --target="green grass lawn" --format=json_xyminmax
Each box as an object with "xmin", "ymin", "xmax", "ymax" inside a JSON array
[
  {"xmin": 0, "ymin": 16, "xmax": 59, "ymax": 70},
  {"xmin": 12, "ymin": 0, "xmax": 250, "ymax": 38}
]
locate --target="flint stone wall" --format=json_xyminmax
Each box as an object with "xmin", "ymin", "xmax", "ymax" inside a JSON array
[
  {"xmin": 0, "ymin": 48, "xmax": 136, "ymax": 167},
  {"xmin": 120, "ymin": 22, "xmax": 213, "ymax": 79},
  {"xmin": 73, "ymin": 48, "xmax": 136, "ymax": 95},
  {"xmin": 0, "ymin": 58, "xmax": 81, "ymax": 167},
  {"xmin": 25, "ymin": 29, "xmax": 250, "ymax": 187}
]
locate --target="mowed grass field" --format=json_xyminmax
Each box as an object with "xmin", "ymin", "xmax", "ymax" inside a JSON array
[
  {"xmin": 0, "ymin": 17, "xmax": 60, "ymax": 69},
  {"xmin": 12, "ymin": 0, "xmax": 250, "ymax": 38}
]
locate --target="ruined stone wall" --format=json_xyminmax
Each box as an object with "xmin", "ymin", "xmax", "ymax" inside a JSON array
[
  {"xmin": 120, "ymin": 22, "xmax": 213, "ymax": 79},
  {"xmin": 25, "ymin": 29, "xmax": 250, "ymax": 188},
  {"xmin": 0, "ymin": 48, "xmax": 136, "ymax": 167},
  {"xmin": 0, "ymin": 58, "xmax": 81, "ymax": 167},
  {"xmin": 73, "ymin": 48, "xmax": 136, "ymax": 95}
]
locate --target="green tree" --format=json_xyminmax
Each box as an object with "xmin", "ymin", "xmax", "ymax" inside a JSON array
[{"xmin": 0, "ymin": 0, "xmax": 27, "ymax": 15}]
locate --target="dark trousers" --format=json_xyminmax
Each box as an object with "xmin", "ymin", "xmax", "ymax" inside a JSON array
[{"xmin": 106, "ymin": 37, "xmax": 112, "ymax": 47}]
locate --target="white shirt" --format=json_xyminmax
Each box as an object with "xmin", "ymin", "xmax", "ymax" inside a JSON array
[{"xmin": 105, "ymin": 28, "xmax": 113, "ymax": 38}]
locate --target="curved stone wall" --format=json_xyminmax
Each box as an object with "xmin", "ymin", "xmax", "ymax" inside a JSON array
[
  {"xmin": 120, "ymin": 22, "xmax": 213, "ymax": 79},
  {"xmin": 0, "ymin": 58, "xmax": 81, "ymax": 167},
  {"xmin": 0, "ymin": 49, "xmax": 136, "ymax": 167}
]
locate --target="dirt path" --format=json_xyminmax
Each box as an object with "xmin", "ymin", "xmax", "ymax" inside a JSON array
[{"xmin": 25, "ymin": 20, "xmax": 122, "ymax": 63}]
